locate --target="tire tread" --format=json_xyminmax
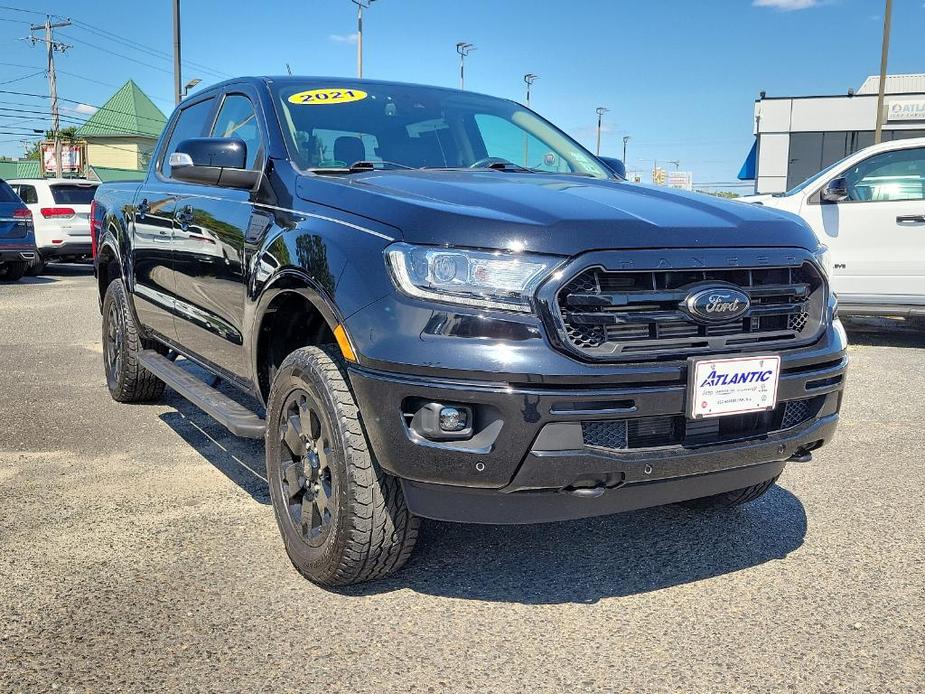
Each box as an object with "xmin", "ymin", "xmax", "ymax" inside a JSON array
[{"xmin": 268, "ymin": 345, "xmax": 419, "ymax": 587}]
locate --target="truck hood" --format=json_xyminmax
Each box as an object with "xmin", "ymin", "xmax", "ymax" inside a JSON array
[{"xmin": 296, "ymin": 170, "xmax": 817, "ymax": 255}]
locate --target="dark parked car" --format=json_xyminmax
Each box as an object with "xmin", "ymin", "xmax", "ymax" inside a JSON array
[
  {"xmin": 0, "ymin": 178, "xmax": 36, "ymax": 282},
  {"xmin": 92, "ymin": 77, "xmax": 847, "ymax": 586}
]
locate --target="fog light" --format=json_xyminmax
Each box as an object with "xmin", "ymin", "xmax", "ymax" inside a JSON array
[
  {"xmin": 439, "ymin": 406, "xmax": 467, "ymax": 432},
  {"xmin": 409, "ymin": 402, "xmax": 474, "ymax": 441}
]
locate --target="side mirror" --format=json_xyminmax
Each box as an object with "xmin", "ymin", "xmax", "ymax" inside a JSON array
[
  {"xmin": 169, "ymin": 138, "xmax": 261, "ymax": 190},
  {"xmin": 598, "ymin": 156, "xmax": 626, "ymax": 179},
  {"xmin": 821, "ymin": 176, "xmax": 849, "ymax": 203}
]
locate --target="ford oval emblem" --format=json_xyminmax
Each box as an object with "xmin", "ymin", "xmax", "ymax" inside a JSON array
[{"xmin": 685, "ymin": 286, "xmax": 750, "ymax": 323}]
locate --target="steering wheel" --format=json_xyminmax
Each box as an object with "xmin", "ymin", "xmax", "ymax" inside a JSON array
[{"xmin": 469, "ymin": 156, "xmax": 515, "ymax": 169}]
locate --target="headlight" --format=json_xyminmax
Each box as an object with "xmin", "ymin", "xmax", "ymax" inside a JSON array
[
  {"xmin": 813, "ymin": 244, "xmax": 832, "ymax": 278},
  {"xmin": 385, "ymin": 243, "xmax": 563, "ymax": 312}
]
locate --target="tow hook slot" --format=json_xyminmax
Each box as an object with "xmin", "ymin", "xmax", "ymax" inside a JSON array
[
  {"xmin": 565, "ymin": 485, "xmax": 606, "ymax": 498},
  {"xmin": 563, "ymin": 472, "xmax": 625, "ymax": 497}
]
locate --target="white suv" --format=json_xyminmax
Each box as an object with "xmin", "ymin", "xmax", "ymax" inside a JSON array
[
  {"xmin": 8, "ymin": 178, "xmax": 98, "ymax": 274},
  {"xmin": 742, "ymin": 138, "xmax": 925, "ymax": 322}
]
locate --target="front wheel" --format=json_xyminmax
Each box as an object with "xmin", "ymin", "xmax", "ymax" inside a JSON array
[{"xmin": 265, "ymin": 346, "xmax": 419, "ymax": 587}]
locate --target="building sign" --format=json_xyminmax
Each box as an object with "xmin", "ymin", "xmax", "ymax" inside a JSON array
[
  {"xmin": 886, "ymin": 99, "xmax": 925, "ymax": 122},
  {"xmin": 666, "ymin": 171, "xmax": 693, "ymax": 191},
  {"xmin": 40, "ymin": 141, "xmax": 86, "ymax": 176}
]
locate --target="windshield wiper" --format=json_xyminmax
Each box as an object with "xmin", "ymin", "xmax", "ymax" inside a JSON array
[{"xmin": 307, "ymin": 160, "xmax": 418, "ymax": 174}]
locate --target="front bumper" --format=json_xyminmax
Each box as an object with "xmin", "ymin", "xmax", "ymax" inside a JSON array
[{"xmin": 347, "ymin": 319, "xmax": 847, "ymax": 523}]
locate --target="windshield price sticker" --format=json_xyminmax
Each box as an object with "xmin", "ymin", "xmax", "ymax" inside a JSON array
[
  {"xmin": 689, "ymin": 355, "xmax": 781, "ymax": 419},
  {"xmin": 288, "ymin": 88, "xmax": 368, "ymax": 105}
]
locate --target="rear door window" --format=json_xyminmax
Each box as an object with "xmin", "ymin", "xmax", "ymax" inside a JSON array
[
  {"xmin": 50, "ymin": 184, "xmax": 97, "ymax": 205},
  {"xmin": 15, "ymin": 185, "xmax": 38, "ymax": 204}
]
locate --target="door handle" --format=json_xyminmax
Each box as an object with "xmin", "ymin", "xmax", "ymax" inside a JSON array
[
  {"xmin": 896, "ymin": 214, "xmax": 925, "ymax": 224},
  {"xmin": 175, "ymin": 205, "xmax": 194, "ymax": 231},
  {"xmin": 136, "ymin": 199, "xmax": 149, "ymax": 220}
]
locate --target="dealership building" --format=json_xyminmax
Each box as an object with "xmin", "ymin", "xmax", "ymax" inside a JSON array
[{"xmin": 739, "ymin": 74, "xmax": 925, "ymax": 194}]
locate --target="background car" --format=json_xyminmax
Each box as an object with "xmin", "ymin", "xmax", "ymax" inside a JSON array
[
  {"xmin": 8, "ymin": 178, "xmax": 98, "ymax": 275},
  {"xmin": 740, "ymin": 138, "xmax": 925, "ymax": 323},
  {"xmin": 0, "ymin": 178, "xmax": 37, "ymax": 283}
]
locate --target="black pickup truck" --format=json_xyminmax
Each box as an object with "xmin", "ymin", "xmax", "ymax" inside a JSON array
[{"xmin": 93, "ymin": 77, "xmax": 847, "ymax": 586}]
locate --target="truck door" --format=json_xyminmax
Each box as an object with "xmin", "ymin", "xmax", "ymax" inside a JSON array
[
  {"xmin": 816, "ymin": 146, "xmax": 925, "ymax": 300},
  {"xmin": 130, "ymin": 189, "xmax": 177, "ymax": 340},
  {"xmin": 131, "ymin": 95, "xmax": 217, "ymax": 343},
  {"xmin": 171, "ymin": 91, "xmax": 267, "ymax": 383}
]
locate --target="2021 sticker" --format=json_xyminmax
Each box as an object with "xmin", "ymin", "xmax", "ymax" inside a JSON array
[{"xmin": 288, "ymin": 88, "xmax": 368, "ymax": 105}]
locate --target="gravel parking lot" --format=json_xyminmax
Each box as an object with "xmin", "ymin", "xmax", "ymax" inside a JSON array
[{"xmin": 1, "ymin": 266, "xmax": 923, "ymax": 693}]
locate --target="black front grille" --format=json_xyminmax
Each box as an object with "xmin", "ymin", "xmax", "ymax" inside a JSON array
[
  {"xmin": 556, "ymin": 262, "xmax": 825, "ymax": 360},
  {"xmin": 581, "ymin": 396, "xmax": 823, "ymax": 452}
]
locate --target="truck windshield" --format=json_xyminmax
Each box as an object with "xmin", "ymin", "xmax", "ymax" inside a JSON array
[{"xmin": 270, "ymin": 81, "xmax": 610, "ymax": 179}]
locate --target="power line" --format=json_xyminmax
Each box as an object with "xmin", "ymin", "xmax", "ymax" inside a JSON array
[
  {"xmin": 0, "ymin": 4, "xmax": 47, "ymax": 15},
  {"xmin": 0, "ymin": 88, "xmax": 168, "ymax": 125},
  {"xmin": 0, "ymin": 70, "xmax": 44, "ymax": 86},
  {"xmin": 67, "ymin": 18, "xmax": 230, "ymax": 80}
]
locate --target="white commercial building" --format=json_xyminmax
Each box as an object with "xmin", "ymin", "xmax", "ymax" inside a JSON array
[{"xmin": 740, "ymin": 74, "xmax": 925, "ymax": 194}]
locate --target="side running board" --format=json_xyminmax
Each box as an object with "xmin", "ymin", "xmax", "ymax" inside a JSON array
[{"xmin": 137, "ymin": 350, "xmax": 266, "ymax": 439}]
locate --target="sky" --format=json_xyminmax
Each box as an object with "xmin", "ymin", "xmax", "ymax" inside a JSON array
[{"xmin": 0, "ymin": 0, "xmax": 923, "ymax": 188}]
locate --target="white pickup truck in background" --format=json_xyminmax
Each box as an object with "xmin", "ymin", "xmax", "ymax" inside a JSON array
[{"xmin": 742, "ymin": 138, "xmax": 925, "ymax": 323}]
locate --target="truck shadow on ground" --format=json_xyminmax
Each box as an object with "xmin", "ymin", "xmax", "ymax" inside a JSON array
[
  {"xmin": 160, "ymin": 393, "xmax": 269, "ymax": 504},
  {"xmin": 158, "ymin": 389, "xmax": 807, "ymax": 604},
  {"xmin": 359, "ymin": 487, "xmax": 806, "ymax": 604}
]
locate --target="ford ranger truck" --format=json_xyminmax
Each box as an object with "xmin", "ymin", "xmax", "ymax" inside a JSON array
[{"xmin": 92, "ymin": 77, "xmax": 847, "ymax": 587}]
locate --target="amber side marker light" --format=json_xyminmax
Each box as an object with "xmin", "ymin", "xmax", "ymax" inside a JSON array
[{"xmin": 333, "ymin": 324, "xmax": 357, "ymax": 363}]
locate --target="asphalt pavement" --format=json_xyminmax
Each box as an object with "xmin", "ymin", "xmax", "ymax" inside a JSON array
[{"xmin": 1, "ymin": 265, "xmax": 923, "ymax": 693}]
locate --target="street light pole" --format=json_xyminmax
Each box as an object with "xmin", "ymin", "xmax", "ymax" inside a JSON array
[
  {"xmin": 172, "ymin": 0, "xmax": 181, "ymax": 105},
  {"xmin": 874, "ymin": 0, "xmax": 893, "ymax": 144},
  {"xmin": 456, "ymin": 42, "xmax": 475, "ymax": 90},
  {"xmin": 595, "ymin": 107, "xmax": 609, "ymax": 156},
  {"xmin": 523, "ymin": 74, "xmax": 538, "ymax": 166},
  {"xmin": 524, "ymin": 73, "xmax": 538, "ymax": 107},
  {"xmin": 622, "ymin": 135, "xmax": 630, "ymax": 162},
  {"xmin": 352, "ymin": 0, "xmax": 377, "ymax": 79}
]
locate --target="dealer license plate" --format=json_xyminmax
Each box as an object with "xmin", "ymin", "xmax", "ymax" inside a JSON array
[{"xmin": 688, "ymin": 355, "xmax": 781, "ymax": 419}]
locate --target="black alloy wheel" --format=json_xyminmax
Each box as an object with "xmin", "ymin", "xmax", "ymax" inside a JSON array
[{"xmin": 277, "ymin": 388, "xmax": 336, "ymax": 547}]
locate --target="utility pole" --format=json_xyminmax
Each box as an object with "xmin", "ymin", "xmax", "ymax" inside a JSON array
[
  {"xmin": 456, "ymin": 42, "xmax": 475, "ymax": 90},
  {"xmin": 595, "ymin": 107, "xmax": 609, "ymax": 156},
  {"xmin": 622, "ymin": 135, "xmax": 630, "ymax": 162},
  {"xmin": 873, "ymin": 0, "xmax": 893, "ymax": 144},
  {"xmin": 352, "ymin": 0, "xmax": 377, "ymax": 79},
  {"xmin": 172, "ymin": 0, "xmax": 182, "ymax": 105},
  {"xmin": 524, "ymin": 73, "xmax": 538, "ymax": 107},
  {"xmin": 28, "ymin": 15, "xmax": 71, "ymax": 178}
]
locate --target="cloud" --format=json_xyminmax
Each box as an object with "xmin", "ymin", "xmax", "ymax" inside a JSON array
[
  {"xmin": 73, "ymin": 103, "xmax": 98, "ymax": 115},
  {"xmin": 329, "ymin": 33, "xmax": 359, "ymax": 44},
  {"xmin": 753, "ymin": 0, "xmax": 818, "ymax": 9}
]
